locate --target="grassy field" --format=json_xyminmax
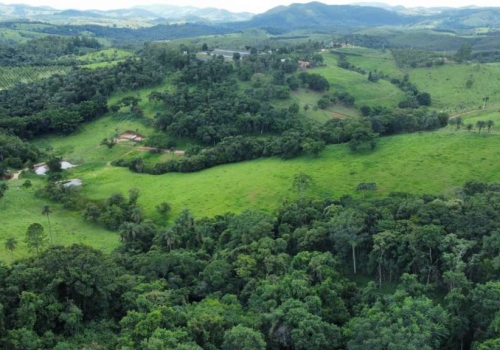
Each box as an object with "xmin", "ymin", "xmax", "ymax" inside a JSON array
[
  {"xmin": 409, "ymin": 62, "xmax": 500, "ymax": 113},
  {"xmin": 173, "ymin": 29, "xmax": 333, "ymax": 50},
  {"xmin": 0, "ymin": 27, "xmax": 48, "ymax": 43},
  {"xmin": 56, "ymin": 48, "xmax": 133, "ymax": 65},
  {"xmin": 313, "ymin": 53, "xmax": 406, "ymax": 109},
  {"xmin": 0, "ymin": 66, "xmax": 71, "ymax": 89},
  {"xmin": 35, "ymin": 116, "xmax": 156, "ymax": 164},
  {"xmin": 39, "ymin": 108, "xmax": 498, "ymax": 223},
  {"xmin": 335, "ymin": 47, "xmax": 403, "ymax": 78},
  {"xmin": 0, "ymin": 175, "xmax": 117, "ymax": 265}
]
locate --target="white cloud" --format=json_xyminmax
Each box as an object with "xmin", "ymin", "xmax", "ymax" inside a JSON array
[{"xmin": 1, "ymin": 0, "xmax": 498, "ymax": 13}]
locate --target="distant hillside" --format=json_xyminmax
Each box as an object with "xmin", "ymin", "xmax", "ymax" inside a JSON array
[
  {"xmin": 236, "ymin": 2, "xmax": 412, "ymax": 30},
  {"xmin": 0, "ymin": 2, "xmax": 253, "ymax": 25},
  {"xmin": 135, "ymin": 4, "xmax": 253, "ymax": 23}
]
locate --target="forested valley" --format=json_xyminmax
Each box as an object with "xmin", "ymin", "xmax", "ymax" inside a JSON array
[{"xmin": 2, "ymin": 8, "xmax": 500, "ymax": 349}]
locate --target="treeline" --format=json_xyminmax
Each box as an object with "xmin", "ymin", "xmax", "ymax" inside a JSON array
[
  {"xmin": 2, "ymin": 182, "xmax": 500, "ymax": 348},
  {"xmin": 0, "ymin": 36, "xmax": 102, "ymax": 66},
  {"xmin": 0, "ymin": 44, "xmax": 189, "ymax": 138},
  {"xmin": 392, "ymin": 49, "xmax": 446, "ymax": 68},
  {"xmin": 118, "ymin": 116, "xmax": 378, "ymax": 174},
  {"xmin": 38, "ymin": 23, "xmax": 234, "ymax": 45},
  {"xmin": 0, "ymin": 133, "xmax": 40, "ymax": 178}
]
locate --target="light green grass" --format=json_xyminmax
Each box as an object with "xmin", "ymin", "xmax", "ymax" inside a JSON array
[
  {"xmin": 341, "ymin": 49, "xmax": 403, "ymax": 78},
  {"xmin": 313, "ymin": 54, "xmax": 406, "ymax": 109},
  {"xmin": 409, "ymin": 63, "xmax": 500, "ymax": 112},
  {"xmin": 0, "ymin": 66, "xmax": 71, "ymax": 90},
  {"xmin": 0, "ymin": 175, "xmax": 117, "ymax": 265},
  {"xmin": 34, "ymin": 116, "xmax": 155, "ymax": 164},
  {"xmin": 0, "ymin": 27, "xmax": 48, "ymax": 43},
  {"xmin": 288, "ymin": 88, "xmax": 360, "ymax": 122},
  {"xmin": 56, "ymin": 48, "xmax": 133, "ymax": 64},
  {"xmin": 61, "ymin": 124, "xmax": 500, "ymax": 223},
  {"xmin": 454, "ymin": 109, "xmax": 500, "ymax": 132}
]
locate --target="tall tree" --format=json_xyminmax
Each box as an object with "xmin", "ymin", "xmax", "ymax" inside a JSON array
[
  {"xmin": 487, "ymin": 120, "xmax": 494, "ymax": 133},
  {"xmin": 329, "ymin": 209, "xmax": 367, "ymax": 274},
  {"xmin": 25, "ymin": 223, "xmax": 47, "ymax": 254},
  {"xmin": 5, "ymin": 237, "xmax": 17, "ymax": 255},
  {"xmin": 293, "ymin": 173, "xmax": 314, "ymax": 198},
  {"xmin": 477, "ymin": 120, "xmax": 486, "ymax": 134},
  {"xmin": 42, "ymin": 205, "xmax": 53, "ymax": 244}
]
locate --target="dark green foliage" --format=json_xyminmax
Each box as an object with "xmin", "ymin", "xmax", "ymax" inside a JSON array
[
  {"xmin": 0, "ymin": 44, "xmax": 181, "ymax": 138},
  {"xmin": 0, "ymin": 133, "xmax": 40, "ymax": 169},
  {"xmin": 25, "ymin": 223, "xmax": 47, "ymax": 254},
  {"xmin": 417, "ymin": 92, "xmax": 432, "ymax": 106},
  {"xmin": 392, "ymin": 49, "xmax": 445, "ymax": 68},
  {"xmin": 456, "ymin": 43, "xmax": 473, "ymax": 62},
  {"xmin": 0, "ymin": 181, "xmax": 8, "ymax": 199},
  {"xmin": 298, "ymin": 72, "xmax": 330, "ymax": 92},
  {"xmin": 4, "ymin": 183, "xmax": 500, "ymax": 348},
  {"xmin": 0, "ymin": 36, "xmax": 101, "ymax": 67}
]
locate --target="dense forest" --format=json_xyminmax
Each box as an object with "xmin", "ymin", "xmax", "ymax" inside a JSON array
[
  {"xmin": 2, "ymin": 16, "xmax": 500, "ymax": 350},
  {"xmin": 2, "ymin": 182, "xmax": 500, "ymax": 349},
  {"xmin": 0, "ymin": 36, "xmax": 102, "ymax": 66}
]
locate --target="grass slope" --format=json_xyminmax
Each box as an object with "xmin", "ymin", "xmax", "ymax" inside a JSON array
[
  {"xmin": 337, "ymin": 47, "xmax": 403, "ymax": 78},
  {"xmin": 61, "ymin": 123, "xmax": 500, "ymax": 222},
  {"xmin": 314, "ymin": 53, "xmax": 406, "ymax": 109},
  {"xmin": 0, "ymin": 175, "xmax": 117, "ymax": 265},
  {"xmin": 409, "ymin": 62, "xmax": 500, "ymax": 112}
]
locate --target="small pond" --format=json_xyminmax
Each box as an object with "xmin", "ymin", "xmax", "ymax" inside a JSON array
[
  {"xmin": 35, "ymin": 161, "xmax": 77, "ymax": 175},
  {"xmin": 62, "ymin": 179, "xmax": 82, "ymax": 188}
]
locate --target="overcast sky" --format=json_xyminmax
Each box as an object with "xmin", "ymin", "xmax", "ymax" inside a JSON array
[{"xmin": 2, "ymin": 0, "xmax": 499, "ymax": 13}]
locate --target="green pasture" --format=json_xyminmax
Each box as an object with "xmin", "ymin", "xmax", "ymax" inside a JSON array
[
  {"xmin": 313, "ymin": 54, "xmax": 406, "ymax": 108},
  {"xmin": 0, "ymin": 27, "xmax": 47, "ymax": 43},
  {"xmin": 69, "ymin": 48, "xmax": 133, "ymax": 63},
  {"xmin": 409, "ymin": 62, "xmax": 500, "ymax": 112},
  {"xmin": 287, "ymin": 88, "xmax": 360, "ymax": 122},
  {"xmin": 56, "ymin": 122, "xmax": 500, "ymax": 223},
  {"xmin": 337, "ymin": 48, "xmax": 403, "ymax": 77},
  {"xmin": 0, "ymin": 175, "xmax": 117, "ymax": 265},
  {"xmin": 34, "ymin": 116, "xmax": 155, "ymax": 164}
]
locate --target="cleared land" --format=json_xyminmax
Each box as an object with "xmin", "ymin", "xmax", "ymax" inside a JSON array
[
  {"xmin": 34, "ymin": 107, "xmax": 498, "ymax": 223},
  {"xmin": 409, "ymin": 62, "xmax": 500, "ymax": 112},
  {"xmin": 314, "ymin": 53, "xmax": 406, "ymax": 109},
  {"xmin": 1, "ymin": 175, "xmax": 117, "ymax": 264}
]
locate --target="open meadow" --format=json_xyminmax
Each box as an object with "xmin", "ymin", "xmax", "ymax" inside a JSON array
[
  {"xmin": 1, "ymin": 175, "xmax": 117, "ymax": 264},
  {"xmin": 315, "ymin": 53, "xmax": 406, "ymax": 109},
  {"xmin": 409, "ymin": 62, "xmax": 500, "ymax": 112}
]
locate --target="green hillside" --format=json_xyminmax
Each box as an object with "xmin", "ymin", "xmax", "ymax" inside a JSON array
[{"xmin": 410, "ymin": 62, "xmax": 500, "ymax": 112}]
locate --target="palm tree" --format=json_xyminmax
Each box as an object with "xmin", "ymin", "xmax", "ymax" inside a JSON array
[
  {"xmin": 476, "ymin": 120, "xmax": 486, "ymax": 134},
  {"xmin": 42, "ymin": 205, "xmax": 53, "ymax": 244},
  {"xmin": 160, "ymin": 229, "xmax": 178, "ymax": 251},
  {"xmin": 130, "ymin": 207, "xmax": 143, "ymax": 224},
  {"xmin": 5, "ymin": 237, "xmax": 17, "ymax": 255},
  {"xmin": 119, "ymin": 223, "xmax": 143, "ymax": 243},
  {"xmin": 487, "ymin": 120, "xmax": 495, "ymax": 133},
  {"xmin": 466, "ymin": 123, "xmax": 473, "ymax": 132},
  {"xmin": 448, "ymin": 118, "xmax": 457, "ymax": 132}
]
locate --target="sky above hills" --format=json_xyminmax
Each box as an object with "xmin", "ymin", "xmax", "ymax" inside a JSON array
[{"xmin": 1, "ymin": 0, "xmax": 499, "ymax": 13}]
